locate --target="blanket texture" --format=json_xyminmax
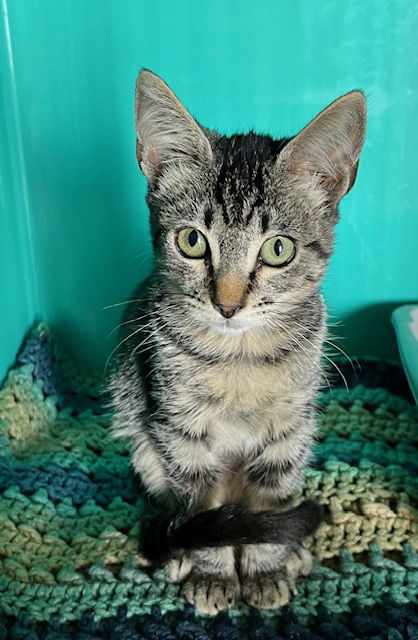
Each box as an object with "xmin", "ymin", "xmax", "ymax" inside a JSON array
[{"xmin": 0, "ymin": 324, "xmax": 417, "ymax": 638}]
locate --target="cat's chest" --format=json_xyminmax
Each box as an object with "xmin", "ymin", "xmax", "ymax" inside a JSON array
[
  {"xmin": 197, "ymin": 360, "xmax": 293, "ymax": 411},
  {"xmin": 194, "ymin": 359, "xmax": 303, "ymax": 456}
]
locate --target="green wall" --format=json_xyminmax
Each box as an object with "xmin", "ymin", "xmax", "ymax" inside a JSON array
[{"xmin": 2, "ymin": 0, "xmax": 418, "ymax": 378}]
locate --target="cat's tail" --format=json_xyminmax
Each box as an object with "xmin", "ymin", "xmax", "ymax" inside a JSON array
[{"xmin": 140, "ymin": 500, "xmax": 321, "ymax": 563}]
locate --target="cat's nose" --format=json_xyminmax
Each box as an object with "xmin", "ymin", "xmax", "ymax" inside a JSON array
[
  {"xmin": 213, "ymin": 273, "xmax": 247, "ymax": 318},
  {"xmin": 214, "ymin": 302, "xmax": 243, "ymax": 318}
]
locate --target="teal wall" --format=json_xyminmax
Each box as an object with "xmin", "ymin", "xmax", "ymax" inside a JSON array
[{"xmin": 2, "ymin": 0, "xmax": 418, "ymax": 378}]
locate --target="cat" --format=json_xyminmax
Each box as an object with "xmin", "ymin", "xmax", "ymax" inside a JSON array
[{"xmin": 109, "ymin": 69, "xmax": 366, "ymax": 614}]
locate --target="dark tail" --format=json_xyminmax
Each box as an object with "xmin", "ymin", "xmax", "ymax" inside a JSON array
[{"xmin": 140, "ymin": 499, "xmax": 322, "ymax": 563}]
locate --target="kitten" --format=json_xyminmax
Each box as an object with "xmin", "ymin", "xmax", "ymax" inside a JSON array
[{"xmin": 109, "ymin": 69, "xmax": 366, "ymax": 614}]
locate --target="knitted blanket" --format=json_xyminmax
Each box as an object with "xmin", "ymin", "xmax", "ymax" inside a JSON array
[{"xmin": 0, "ymin": 324, "xmax": 417, "ymax": 639}]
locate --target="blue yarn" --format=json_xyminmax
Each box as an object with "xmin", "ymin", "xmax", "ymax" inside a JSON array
[
  {"xmin": 102, "ymin": 608, "xmax": 145, "ymax": 640},
  {"xmin": 0, "ymin": 459, "xmax": 138, "ymax": 506},
  {"xmin": 9, "ymin": 620, "xmax": 39, "ymax": 640},
  {"xmin": 349, "ymin": 612, "xmax": 393, "ymax": 636},
  {"xmin": 313, "ymin": 435, "xmax": 418, "ymax": 473},
  {"xmin": 110, "ymin": 622, "xmax": 144, "ymax": 640},
  {"xmin": 312, "ymin": 451, "xmax": 390, "ymax": 468},
  {"xmin": 317, "ymin": 622, "xmax": 356, "ymax": 640},
  {"xmin": 141, "ymin": 607, "xmax": 177, "ymax": 640},
  {"xmin": 173, "ymin": 620, "xmax": 211, "ymax": 640},
  {"xmin": 242, "ymin": 610, "xmax": 284, "ymax": 640},
  {"xmin": 211, "ymin": 612, "xmax": 242, "ymax": 640},
  {"xmin": 405, "ymin": 624, "xmax": 418, "ymax": 639},
  {"xmin": 387, "ymin": 631, "xmax": 405, "ymax": 640},
  {"xmin": 17, "ymin": 330, "xmax": 103, "ymax": 414},
  {"xmin": 1, "ymin": 601, "xmax": 418, "ymax": 640},
  {"xmin": 18, "ymin": 332, "xmax": 67, "ymax": 399},
  {"xmin": 141, "ymin": 620, "xmax": 177, "ymax": 640}
]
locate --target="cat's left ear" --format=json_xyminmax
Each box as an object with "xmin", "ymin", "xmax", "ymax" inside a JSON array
[
  {"xmin": 279, "ymin": 91, "xmax": 366, "ymax": 201},
  {"xmin": 135, "ymin": 69, "xmax": 213, "ymax": 182}
]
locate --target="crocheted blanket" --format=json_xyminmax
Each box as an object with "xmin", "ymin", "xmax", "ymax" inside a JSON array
[{"xmin": 0, "ymin": 324, "xmax": 417, "ymax": 639}]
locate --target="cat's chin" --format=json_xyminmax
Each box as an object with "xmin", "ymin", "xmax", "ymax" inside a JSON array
[
  {"xmin": 211, "ymin": 325, "xmax": 249, "ymax": 335},
  {"xmin": 203, "ymin": 316, "xmax": 261, "ymax": 336}
]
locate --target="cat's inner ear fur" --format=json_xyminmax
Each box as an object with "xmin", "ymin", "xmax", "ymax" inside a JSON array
[
  {"xmin": 135, "ymin": 69, "xmax": 213, "ymax": 181},
  {"xmin": 279, "ymin": 91, "xmax": 366, "ymax": 201}
]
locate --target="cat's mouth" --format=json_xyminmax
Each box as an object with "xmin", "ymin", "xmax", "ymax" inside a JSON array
[
  {"xmin": 212, "ymin": 323, "xmax": 249, "ymax": 335},
  {"xmin": 202, "ymin": 312, "xmax": 262, "ymax": 336}
]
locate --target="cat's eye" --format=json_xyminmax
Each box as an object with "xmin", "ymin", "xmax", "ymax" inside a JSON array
[
  {"xmin": 176, "ymin": 228, "xmax": 208, "ymax": 259},
  {"xmin": 259, "ymin": 236, "xmax": 295, "ymax": 267}
]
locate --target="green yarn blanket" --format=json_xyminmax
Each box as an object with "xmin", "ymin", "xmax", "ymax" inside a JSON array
[{"xmin": 0, "ymin": 323, "xmax": 417, "ymax": 638}]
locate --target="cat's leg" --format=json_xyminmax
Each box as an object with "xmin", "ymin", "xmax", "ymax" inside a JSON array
[
  {"xmin": 284, "ymin": 544, "xmax": 313, "ymax": 594},
  {"xmin": 124, "ymin": 420, "xmax": 216, "ymax": 585},
  {"xmin": 239, "ymin": 542, "xmax": 313, "ymax": 608},
  {"xmin": 164, "ymin": 533, "xmax": 239, "ymax": 612},
  {"xmin": 180, "ymin": 471, "xmax": 242, "ymax": 614},
  {"xmin": 165, "ymin": 553, "xmax": 193, "ymax": 583},
  {"xmin": 182, "ymin": 546, "xmax": 240, "ymax": 615},
  {"xmin": 240, "ymin": 421, "xmax": 314, "ymax": 609},
  {"xmin": 240, "ymin": 543, "xmax": 291, "ymax": 609},
  {"xmin": 160, "ymin": 455, "xmax": 220, "ymax": 587}
]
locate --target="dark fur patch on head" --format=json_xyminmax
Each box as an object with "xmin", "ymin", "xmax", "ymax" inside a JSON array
[
  {"xmin": 204, "ymin": 208, "xmax": 214, "ymax": 229},
  {"xmin": 214, "ymin": 133, "xmax": 292, "ymax": 225}
]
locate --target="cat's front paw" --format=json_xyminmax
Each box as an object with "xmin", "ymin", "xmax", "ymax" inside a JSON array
[
  {"xmin": 241, "ymin": 573, "xmax": 290, "ymax": 610},
  {"xmin": 164, "ymin": 555, "xmax": 193, "ymax": 583},
  {"xmin": 285, "ymin": 545, "xmax": 313, "ymax": 594},
  {"xmin": 182, "ymin": 572, "xmax": 240, "ymax": 615}
]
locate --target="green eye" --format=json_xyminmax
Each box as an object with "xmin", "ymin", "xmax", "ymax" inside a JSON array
[
  {"xmin": 176, "ymin": 228, "xmax": 208, "ymax": 258},
  {"xmin": 260, "ymin": 236, "xmax": 295, "ymax": 267}
]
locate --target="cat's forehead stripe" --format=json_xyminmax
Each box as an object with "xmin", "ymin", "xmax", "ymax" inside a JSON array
[
  {"xmin": 261, "ymin": 212, "xmax": 270, "ymax": 234},
  {"xmin": 204, "ymin": 208, "xmax": 214, "ymax": 230},
  {"xmin": 213, "ymin": 133, "xmax": 292, "ymax": 227}
]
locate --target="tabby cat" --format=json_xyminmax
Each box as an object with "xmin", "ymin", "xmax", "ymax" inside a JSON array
[{"xmin": 109, "ymin": 69, "xmax": 366, "ymax": 614}]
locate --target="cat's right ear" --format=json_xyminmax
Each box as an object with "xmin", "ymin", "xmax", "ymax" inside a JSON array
[{"xmin": 135, "ymin": 69, "xmax": 213, "ymax": 182}]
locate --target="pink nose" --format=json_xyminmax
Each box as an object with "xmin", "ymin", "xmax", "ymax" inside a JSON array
[{"xmin": 214, "ymin": 302, "xmax": 243, "ymax": 318}]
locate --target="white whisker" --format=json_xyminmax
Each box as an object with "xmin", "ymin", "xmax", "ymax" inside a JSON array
[
  {"xmin": 104, "ymin": 321, "xmax": 156, "ymax": 375},
  {"xmin": 131, "ymin": 320, "xmax": 171, "ymax": 357},
  {"xmin": 107, "ymin": 304, "xmax": 181, "ymax": 339}
]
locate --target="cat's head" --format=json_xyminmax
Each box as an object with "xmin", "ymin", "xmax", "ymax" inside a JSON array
[{"xmin": 134, "ymin": 69, "xmax": 366, "ymax": 335}]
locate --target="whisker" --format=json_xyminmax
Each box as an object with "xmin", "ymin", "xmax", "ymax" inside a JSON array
[
  {"xmin": 267, "ymin": 316, "xmax": 331, "ymax": 392},
  {"xmin": 131, "ymin": 320, "xmax": 172, "ymax": 357},
  {"xmin": 102, "ymin": 298, "xmax": 145, "ymax": 310},
  {"xmin": 106, "ymin": 313, "xmax": 154, "ymax": 339},
  {"xmin": 324, "ymin": 339, "xmax": 361, "ymax": 375},
  {"xmin": 106, "ymin": 304, "xmax": 182, "ymax": 339},
  {"xmin": 321, "ymin": 352, "xmax": 349, "ymax": 391},
  {"xmin": 104, "ymin": 322, "xmax": 153, "ymax": 375},
  {"xmin": 132, "ymin": 251, "xmax": 152, "ymax": 262},
  {"xmin": 291, "ymin": 325, "xmax": 348, "ymax": 391},
  {"xmin": 259, "ymin": 325, "xmax": 276, "ymax": 364},
  {"xmin": 287, "ymin": 317, "xmax": 359, "ymax": 382},
  {"xmin": 175, "ymin": 317, "xmax": 200, "ymax": 350},
  {"xmin": 289, "ymin": 326, "xmax": 335, "ymax": 392}
]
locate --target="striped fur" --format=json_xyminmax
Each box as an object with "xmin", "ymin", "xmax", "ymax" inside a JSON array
[{"xmin": 109, "ymin": 70, "xmax": 366, "ymax": 614}]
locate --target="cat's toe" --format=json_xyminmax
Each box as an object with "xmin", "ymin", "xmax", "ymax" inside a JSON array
[
  {"xmin": 285, "ymin": 546, "xmax": 313, "ymax": 594},
  {"xmin": 241, "ymin": 574, "xmax": 290, "ymax": 610},
  {"xmin": 164, "ymin": 555, "xmax": 192, "ymax": 583},
  {"xmin": 182, "ymin": 573, "xmax": 240, "ymax": 615}
]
